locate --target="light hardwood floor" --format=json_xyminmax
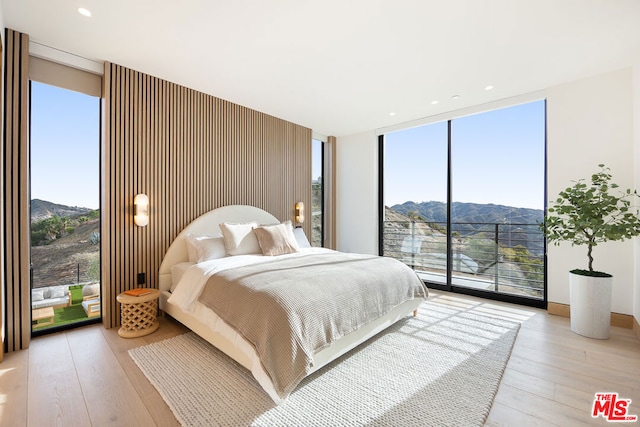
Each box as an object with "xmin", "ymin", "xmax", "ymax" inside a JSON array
[{"xmin": 1, "ymin": 291, "xmax": 638, "ymax": 426}]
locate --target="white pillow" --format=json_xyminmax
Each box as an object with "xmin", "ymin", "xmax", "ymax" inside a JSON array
[
  {"xmin": 186, "ymin": 234, "xmax": 226, "ymax": 263},
  {"xmin": 32, "ymin": 288, "xmax": 45, "ymax": 302},
  {"xmin": 50, "ymin": 286, "xmax": 66, "ymax": 299},
  {"xmin": 220, "ymin": 222, "xmax": 262, "ymax": 256},
  {"xmin": 293, "ymin": 227, "xmax": 312, "ymax": 248},
  {"xmin": 170, "ymin": 262, "xmax": 195, "ymax": 292},
  {"xmin": 185, "ymin": 234, "xmax": 200, "ymax": 262}
]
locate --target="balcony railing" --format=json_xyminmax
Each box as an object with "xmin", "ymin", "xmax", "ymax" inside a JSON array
[{"xmin": 383, "ymin": 220, "xmax": 544, "ymax": 299}]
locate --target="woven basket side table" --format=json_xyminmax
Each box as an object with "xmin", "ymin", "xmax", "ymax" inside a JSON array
[{"xmin": 116, "ymin": 288, "xmax": 161, "ymax": 338}]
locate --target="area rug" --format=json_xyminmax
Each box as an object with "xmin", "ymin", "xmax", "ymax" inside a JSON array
[{"xmin": 129, "ymin": 297, "xmax": 520, "ymax": 426}]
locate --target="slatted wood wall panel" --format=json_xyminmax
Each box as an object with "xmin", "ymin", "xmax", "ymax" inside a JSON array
[
  {"xmin": 2, "ymin": 29, "xmax": 30, "ymax": 352},
  {"xmin": 0, "ymin": 31, "xmax": 3, "ymax": 361},
  {"xmin": 102, "ymin": 62, "xmax": 312, "ymax": 328}
]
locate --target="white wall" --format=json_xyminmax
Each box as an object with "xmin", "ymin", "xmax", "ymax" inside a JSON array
[
  {"xmin": 337, "ymin": 67, "xmax": 638, "ymax": 316},
  {"xmin": 547, "ymin": 68, "xmax": 635, "ymax": 315},
  {"xmin": 336, "ymin": 131, "xmax": 379, "ymax": 254},
  {"xmin": 0, "ymin": 3, "xmax": 4, "ymax": 36}
]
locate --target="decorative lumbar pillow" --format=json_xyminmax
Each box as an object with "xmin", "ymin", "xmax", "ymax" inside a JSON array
[
  {"xmin": 253, "ymin": 221, "xmax": 300, "ymax": 256},
  {"xmin": 186, "ymin": 234, "xmax": 226, "ymax": 263},
  {"xmin": 32, "ymin": 288, "xmax": 45, "ymax": 302},
  {"xmin": 220, "ymin": 222, "xmax": 261, "ymax": 256},
  {"xmin": 50, "ymin": 286, "xmax": 66, "ymax": 299}
]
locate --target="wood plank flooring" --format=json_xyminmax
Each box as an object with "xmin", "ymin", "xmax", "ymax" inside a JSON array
[{"xmin": 0, "ymin": 291, "xmax": 638, "ymax": 426}]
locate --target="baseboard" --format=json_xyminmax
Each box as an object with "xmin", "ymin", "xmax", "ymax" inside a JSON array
[
  {"xmin": 547, "ymin": 302, "xmax": 570, "ymax": 318},
  {"xmin": 547, "ymin": 302, "xmax": 634, "ymax": 329}
]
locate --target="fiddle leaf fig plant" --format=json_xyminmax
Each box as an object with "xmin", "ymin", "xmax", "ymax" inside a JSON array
[{"xmin": 543, "ymin": 164, "xmax": 640, "ymax": 276}]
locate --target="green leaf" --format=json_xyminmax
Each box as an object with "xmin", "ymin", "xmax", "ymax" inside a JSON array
[{"xmin": 543, "ymin": 164, "xmax": 640, "ymax": 269}]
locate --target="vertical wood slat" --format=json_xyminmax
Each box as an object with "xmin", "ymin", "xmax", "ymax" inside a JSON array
[
  {"xmin": 0, "ymin": 29, "xmax": 4, "ymax": 362},
  {"xmin": 2, "ymin": 29, "xmax": 30, "ymax": 351},
  {"xmin": 101, "ymin": 63, "xmax": 112, "ymax": 327},
  {"xmin": 325, "ymin": 136, "xmax": 337, "ymax": 250},
  {"xmin": 103, "ymin": 62, "xmax": 312, "ymax": 327}
]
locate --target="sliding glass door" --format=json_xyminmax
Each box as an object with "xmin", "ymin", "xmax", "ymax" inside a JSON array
[
  {"xmin": 381, "ymin": 100, "xmax": 546, "ymax": 306},
  {"xmin": 450, "ymin": 102, "xmax": 545, "ymax": 299},
  {"xmin": 382, "ymin": 122, "xmax": 448, "ymax": 285}
]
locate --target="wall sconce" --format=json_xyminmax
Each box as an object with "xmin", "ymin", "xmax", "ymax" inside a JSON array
[
  {"xmin": 134, "ymin": 194, "xmax": 149, "ymax": 227},
  {"xmin": 295, "ymin": 202, "xmax": 305, "ymax": 225}
]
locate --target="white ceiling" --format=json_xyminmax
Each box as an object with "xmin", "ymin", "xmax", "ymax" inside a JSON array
[{"xmin": 3, "ymin": 0, "xmax": 640, "ymax": 137}]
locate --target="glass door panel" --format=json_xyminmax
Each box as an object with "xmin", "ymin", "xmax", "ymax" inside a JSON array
[
  {"xmin": 450, "ymin": 101, "xmax": 545, "ymax": 299},
  {"xmin": 30, "ymin": 81, "xmax": 101, "ymax": 333},
  {"xmin": 383, "ymin": 122, "xmax": 449, "ymax": 285}
]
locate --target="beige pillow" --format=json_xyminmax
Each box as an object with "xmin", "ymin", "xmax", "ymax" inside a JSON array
[
  {"xmin": 253, "ymin": 222, "xmax": 299, "ymax": 256},
  {"xmin": 220, "ymin": 222, "xmax": 261, "ymax": 256}
]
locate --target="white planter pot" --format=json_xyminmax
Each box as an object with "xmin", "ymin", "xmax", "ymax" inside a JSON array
[{"xmin": 569, "ymin": 272, "xmax": 612, "ymax": 339}]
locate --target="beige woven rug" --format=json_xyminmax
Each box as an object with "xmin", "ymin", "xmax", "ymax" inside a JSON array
[{"xmin": 129, "ymin": 296, "xmax": 520, "ymax": 426}]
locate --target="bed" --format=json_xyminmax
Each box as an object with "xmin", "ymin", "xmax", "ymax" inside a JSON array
[{"xmin": 158, "ymin": 205, "xmax": 427, "ymax": 403}]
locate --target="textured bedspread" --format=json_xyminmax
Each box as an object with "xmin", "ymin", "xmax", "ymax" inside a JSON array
[{"xmin": 197, "ymin": 252, "xmax": 427, "ymax": 399}]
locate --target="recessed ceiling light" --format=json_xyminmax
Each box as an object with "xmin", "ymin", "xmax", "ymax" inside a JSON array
[
  {"xmin": 389, "ymin": 112, "xmax": 396, "ymax": 116},
  {"xmin": 485, "ymin": 85, "xmax": 494, "ymax": 91},
  {"xmin": 431, "ymin": 100, "xmax": 438, "ymax": 105},
  {"xmin": 451, "ymin": 95, "xmax": 460, "ymax": 100},
  {"xmin": 78, "ymin": 7, "xmax": 92, "ymax": 17}
]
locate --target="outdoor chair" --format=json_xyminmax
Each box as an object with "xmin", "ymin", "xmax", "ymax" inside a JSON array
[{"xmin": 82, "ymin": 295, "xmax": 101, "ymax": 318}]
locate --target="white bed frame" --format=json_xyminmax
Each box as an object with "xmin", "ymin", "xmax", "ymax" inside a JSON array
[{"xmin": 158, "ymin": 205, "xmax": 424, "ymax": 401}]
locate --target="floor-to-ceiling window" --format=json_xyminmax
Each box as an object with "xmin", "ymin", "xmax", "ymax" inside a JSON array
[
  {"xmin": 30, "ymin": 79, "xmax": 101, "ymax": 333},
  {"xmin": 381, "ymin": 100, "xmax": 546, "ymax": 307},
  {"xmin": 311, "ymin": 138, "xmax": 324, "ymax": 247}
]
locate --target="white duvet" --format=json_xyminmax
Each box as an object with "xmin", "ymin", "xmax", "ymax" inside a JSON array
[
  {"xmin": 168, "ymin": 247, "xmax": 334, "ymax": 312},
  {"xmin": 166, "ymin": 247, "xmax": 428, "ymax": 403},
  {"xmin": 166, "ymin": 247, "xmax": 336, "ymax": 403}
]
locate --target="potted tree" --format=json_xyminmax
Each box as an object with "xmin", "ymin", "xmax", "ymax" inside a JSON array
[{"xmin": 544, "ymin": 164, "xmax": 640, "ymax": 339}]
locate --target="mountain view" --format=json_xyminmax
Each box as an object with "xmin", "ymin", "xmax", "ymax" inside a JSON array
[
  {"xmin": 391, "ymin": 201, "xmax": 544, "ymax": 255},
  {"xmin": 31, "ymin": 199, "xmax": 93, "ymax": 222},
  {"xmin": 30, "ymin": 199, "xmax": 100, "ymax": 289},
  {"xmin": 391, "ymin": 201, "xmax": 543, "ymax": 231},
  {"xmin": 29, "ymin": 197, "xmax": 543, "ymax": 297},
  {"xmin": 384, "ymin": 201, "xmax": 544, "ymax": 298}
]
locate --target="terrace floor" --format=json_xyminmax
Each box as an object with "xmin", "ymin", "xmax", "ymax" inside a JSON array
[{"xmin": 32, "ymin": 285, "xmax": 100, "ymax": 331}]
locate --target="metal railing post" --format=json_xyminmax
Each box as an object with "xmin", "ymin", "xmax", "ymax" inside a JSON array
[{"xmin": 411, "ymin": 220, "xmax": 415, "ymax": 269}]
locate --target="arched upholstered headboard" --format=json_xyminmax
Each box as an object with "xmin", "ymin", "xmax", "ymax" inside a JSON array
[{"xmin": 158, "ymin": 205, "xmax": 279, "ymax": 292}]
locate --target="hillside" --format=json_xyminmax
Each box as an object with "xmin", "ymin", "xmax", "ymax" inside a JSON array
[
  {"xmin": 391, "ymin": 201, "xmax": 544, "ymax": 255},
  {"xmin": 31, "ymin": 199, "xmax": 93, "ymax": 222},
  {"xmin": 391, "ymin": 200, "xmax": 543, "ymax": 227},
  {"xmin": 30, "ymin": 200, "xmax": 100, "ymax": 288}
]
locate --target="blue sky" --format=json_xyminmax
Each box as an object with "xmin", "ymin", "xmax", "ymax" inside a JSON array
[
  {"xmin": 31, "ymin": 82, "xmax": 543, "ymax": 212},
  {"xmin": 312, "ymin": 139, "xmax": 322, "ymax": 182},
  {"xmin": 384, "ymin": 100, "xmax": 545, "ymax": 210},
  {"xmin": 30, "ymin": 82, "xmax": 100, "ymax": 210},
  {"xmin": 32, "ymin": 81, "xmax": 323, "ymax": 211}
]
